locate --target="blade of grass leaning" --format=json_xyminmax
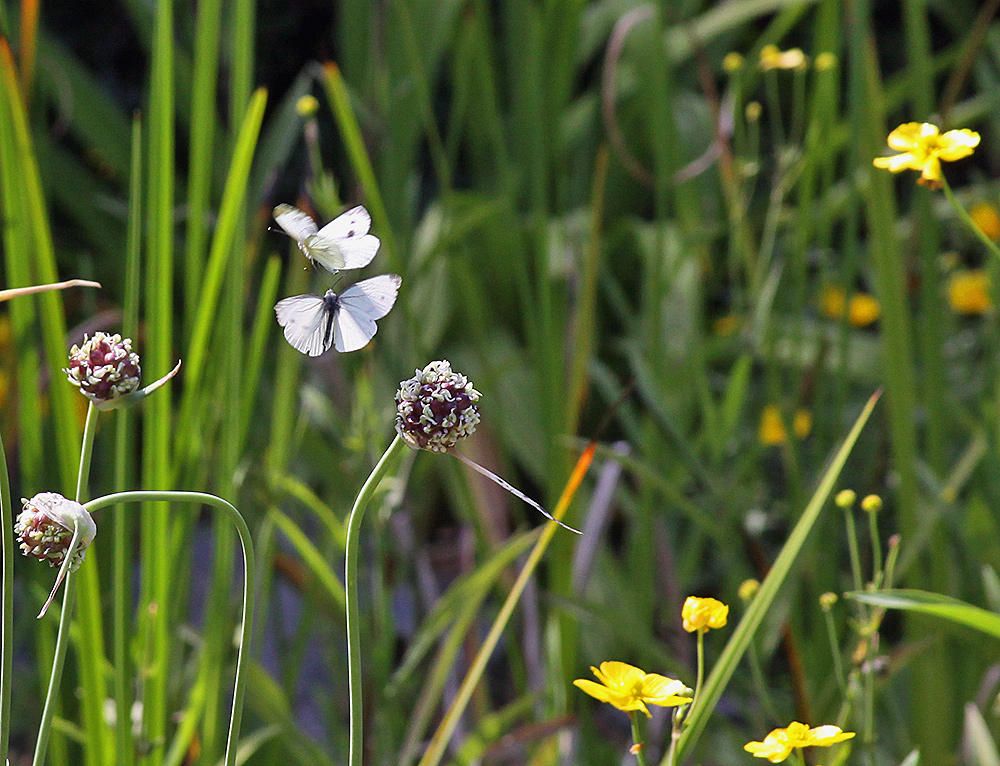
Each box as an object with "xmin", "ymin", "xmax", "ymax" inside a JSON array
[
  {"xmin": 667, "ymin": 390, "xmax": 881, "ymax": 765},
  {"xmin": 0, "ymin": 429, "xmax": 11, "ymax": 766},
  {"xmin": 269, "ymin": 508, "xmax": 346, "ymax": 614},
  {"xmin": 237, "ymin": 255, "xmax": 282, "ymax": 451},
  {"xmin": 849, "ymin": 589, "xmax": 1000, "ymax": 640},
  {"xmin": 416, "ymin": 443, "xmax": 596, "ymax": 766},
  {"xmin": 0, "ymin": 41, "xmax": 80, "ymax": 488},
  {"xmin": 183, "ymin": 0, "xmax": 223, "ymax": 333},
  {"xmin": 140, "ymin": 0, "xmax": 176, "ymax": 758},
  {"xmin": 175, "ymin": 87, "xmax": 267, "ymax": 467},
  {"xmin": 321, "ymin": 63, "xmax": 399, "ymax": 273}
]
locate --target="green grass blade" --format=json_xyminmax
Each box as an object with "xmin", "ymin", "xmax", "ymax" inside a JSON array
[{"xmin": 849, "ymin": 589, "xmax": 1000, "ymax": 640}]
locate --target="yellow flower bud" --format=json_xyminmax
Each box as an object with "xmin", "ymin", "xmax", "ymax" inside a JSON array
[
  {"xmin": 835, "ymin": 489, "xmax": 856, "ymax": 509},
  {"xmin": 722, "ymin": 52, "xmax": 744, "ymax": 73},
  {"xmin": 296, "ymin": 95, "xmax": 320, "ymax": 118},
  {"xmin": 819, "ymin": 592, "xmax": 838, "ymax": 610},
  {"xmin": 860, "ymin": 494, "xmax": 882, "ymax": 514},
  {"xmin": 814, "ymin": 52, "xmax": 838, "ymax": 71},
  {"xmin": 948, "ymin": 269, "xmax": 992, "ymax": 315},
  {"xmin": 970, "ymin": 203, "xmax": 1000, "ymax": 241},
  {"xmin": 745, "ymin": 101, "xmax": 762, "ymax": 122},
  {"xmin": 682, "ymin": 596, "xmax": 729, "ymax": 633},
  {"xmin": 738, "ymin": 579, "xmax": 760, "ymax": 602}
]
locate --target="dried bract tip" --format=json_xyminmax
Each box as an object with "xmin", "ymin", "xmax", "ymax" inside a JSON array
[
  {"xmin": 65, "ymin": 332, "xmax": 141, "ymax": 404},
  {"xmin": 15, "ymin": 492, "xmax": 96, "ymax": 571},
  {"xmin": 395, "ymin": 360, "xmax": 481, "ymax": 453}
]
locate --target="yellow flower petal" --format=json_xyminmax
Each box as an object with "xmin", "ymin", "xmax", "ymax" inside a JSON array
[
  {"xmin": 638, "ymin": 674, "xmax": 693, "ymax": 706},
  {"xmin": 805, "ymin": 725, "xmax": 856, "ymax": 746},
  {"xmin": 937, "ymin": 129, "xmax": 981, "ymax": 160},
  {"xmin": 682, "ymin": 596, "xmax": 729, "ymax": 632}
]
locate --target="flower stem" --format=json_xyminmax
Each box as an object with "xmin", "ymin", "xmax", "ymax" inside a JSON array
[
  {"xmin": 32, "ymin": 402, "xmax": 98, "ymax": 766},
  {"xmin": 630, "ymin": 711, "xmax": 650, "ymax": 766},
  {"xmin": 85, "ymin": 491, "xmax": 255, "ymax": 766},
  {"xmin": 941, "ymin": 176, "xmax": 1000, "ymax": 263},
  {"xmin": 345, "ymin": 434, "xmax": 408, "ymax": 766},
  {"xmin": 0, "ymin": 429, "xmax": 11, "ymax": 766}
]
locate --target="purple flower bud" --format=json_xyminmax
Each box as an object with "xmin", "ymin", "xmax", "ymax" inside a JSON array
[
  {"xmin": 65, "ymin": 332, "xmax": 141, "ymax": 404},
  {"xmin": 395, "ymin": 361, "xmax": 481, "ymax": 453}
]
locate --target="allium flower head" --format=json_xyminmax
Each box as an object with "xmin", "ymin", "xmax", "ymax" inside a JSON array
[
  {"xmin": 395, "ymin": 360, "xmax": 481, "ymax": 453},
  {"xmin": 16, "ymin": 493, "xmax": 99, "ymax": 618},
  {"xmin": 573, "ymin": 661, "xmax": 692, "ymax": 717},
  {"xmin": 873, "ymin": 122, "xmax": 980, "ymax": 188},
  {"xmin": 16, "ymin": 492, "xmax": 96, "ymax": 571},
  {"xmin": 65, "ymin": 332, "xmax": 140, "ymax": 404},
  {"xmin": 745, "ymin": 722, "xmax": 855, "ymax": 762},
  {"xmin": 682, "ymin": 596, "xmax": 729, "ymax": 633}
]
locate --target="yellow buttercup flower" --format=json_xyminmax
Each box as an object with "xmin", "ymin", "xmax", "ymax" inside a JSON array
[
  {"xmin": 818, "ymin": 285, "xmax": 846, "ymax": 319},
  {"xmin": 573, "ymin": 661, "xmax": 692, "ymax": 717},
  {"xmin": 873, "ymin": 122, "xmax": 980, "ymax": 188},
  {"xmin": 970, "ymin": 202, "xmax": 1000, "ymax": 241},
  {"xmin": 759, "ymin": 44, "xmax": 807, "ymax": 71},
  {"xmin": 948, "ymin": 269, "xmax": 992, "ymax": 314},
  {"xmin": 745, "ymin": 722, "xmax": 855, "ymax": 762},
  {"xmin": 682, "ymin": 596, "xmax": 729, "ymax": 633}
]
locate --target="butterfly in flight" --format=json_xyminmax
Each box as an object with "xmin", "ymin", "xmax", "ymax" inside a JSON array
[
  {"xmin": 274, "ymin": 274, "xmax": 401, "ymax": 356},
  {"xmin": 273, "ymin": 203, "xmax": 380, "ymax": 274}
]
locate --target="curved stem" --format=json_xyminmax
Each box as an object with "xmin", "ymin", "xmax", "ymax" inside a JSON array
[
  {"xmin": 85, "ymin": 490, "xmax": 255, "ymax": 766},
  {"xmin": 345, "ymin": 434, "xmax": 408, "ymax": 766},
  {"xmin": 0, "ymin": 430, "xmax": 11, "ymax": 766},
  {"xmin": 32, "ymin": 402, "xmax": 98, "ymax": 766},
  {"xmin": 941, "ymin": 176, "xmax": 1000, "ymax": 263}
]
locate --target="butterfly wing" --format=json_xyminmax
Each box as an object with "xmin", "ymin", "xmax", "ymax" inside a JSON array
[
  {"xmin": 309, "ymin": 206, "xmax": 380, "ymax": 273},
  {"xmin": 274, "ymin": 293, "xmax": 334, "ymax": 357},
  {"xmin": 273, "ymin": 204, "xmax": 318, "ymax": 243},
  {"xmin": 332, "ymin": 274, "xmax": 402, "ymax": 352}
]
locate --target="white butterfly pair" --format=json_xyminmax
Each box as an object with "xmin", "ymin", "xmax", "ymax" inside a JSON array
[{"xmin": 273, "ymin": 204, "xmax": 401, "ymax": 356}]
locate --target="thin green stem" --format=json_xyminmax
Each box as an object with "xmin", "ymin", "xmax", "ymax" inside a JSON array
[
  {"xmin": 84, "ymin": 491, "xmax": 255, "ymax": 766},
  {"xmin": 32, "ymin": 570, "xmax": 78, "ymax": 766},
  {"xmin": 942, "ymin": 176, "xmax": 1000, "ymax": 263},
  {"xmin": 630, "ymin": 711, "xmax": 650, "ymax": 766},
  {"xmin": 822, "ymin": 607, "xmax": 847, "ymax": 694},
  {"xmin": 0, "ymin": 429, "xmax": 11, "ymax": 766},
  {"xmin": 866, "ymin": 511, "xmax": 883, "ymax": 588},
  {"xmin": 345, "ymin": 434, "xmax": 408, "ymax": 766},
  {"xmin": 76, "ymin": 404, "xmax": 98, "ymax": 502},
  {"xmin": 843, "ymin": 505, "xmax": 864, "ymax": 592}
]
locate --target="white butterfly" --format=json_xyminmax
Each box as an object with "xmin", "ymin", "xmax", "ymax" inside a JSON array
[
  {"xmin": 273, "ymin": 203, "xmax": 380, "ymax": 273},
  {"xmin": 274, "ymin": 274, "xmax": 402, "ymax": 356}
]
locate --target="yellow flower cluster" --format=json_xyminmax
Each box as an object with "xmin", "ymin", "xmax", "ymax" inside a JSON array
[
  {"xmin": 745, "ymin": 721, "xmax": 854, "ymax": 762},
  {"xmin": 819, "ymin": 285, "xmax": 880, "ymax": 327},
  {"xmin": 759, "ymin": 44, "xmax": 807, "ymax": 71},
  {"xmin": 759, "ymin": 405, "xmax": 812, "ymax": 446},
  {"xmin": 573, "ymin": 661, "xmax": 691, "ymax": 717},
  {"xmin": 873, "ymin": 122, "xmax": 980, "ymax": 188}
]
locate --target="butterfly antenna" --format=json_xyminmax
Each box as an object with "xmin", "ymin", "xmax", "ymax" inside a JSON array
[{"xmin": 452, "ymin": 451, "xmax": 583, "ymax": 534}]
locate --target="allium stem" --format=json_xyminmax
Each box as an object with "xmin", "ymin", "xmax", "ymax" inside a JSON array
[
  {"xmin": 0, "ymin": 429, "xmax": 11, "ymax": 766},
  {"xmin": 345, "ymin": 434, "xmax": 408, "ymax": 766},
  {"xmin": 32, "ymin": 402, "xmax": 98, "ymax": 766},
  {"xmin": 84, "ymin": 491, "xmax": 255, "ymax": 766}
]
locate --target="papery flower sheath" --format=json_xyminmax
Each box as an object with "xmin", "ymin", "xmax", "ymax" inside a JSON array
[
  {"xmin": 573, "ymin": 661, "xmax": 692, "ymax": 717},
  {"xmin": 16, "ymin": 492, "xmax": 98, "ymax": 617}
]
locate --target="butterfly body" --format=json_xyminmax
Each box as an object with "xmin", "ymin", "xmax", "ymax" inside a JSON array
[{"xmin": 274, "ymin": 274, "xmax": 402, "ymax": 356}]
